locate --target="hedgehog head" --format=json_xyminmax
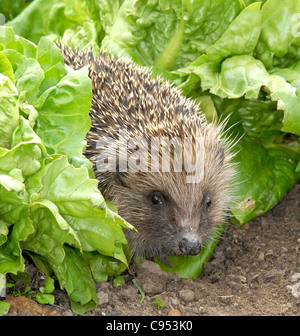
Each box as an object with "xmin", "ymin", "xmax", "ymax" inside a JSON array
[{"xmin": 95, "ymin": 120, "xmax": 235, "ymax": 259}]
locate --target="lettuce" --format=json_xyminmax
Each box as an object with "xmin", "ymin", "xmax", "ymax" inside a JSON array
[
  {"xmin": 6, "ymin": 0, "xmax": 104, "ymax": 50},
  {"xmin": 0, "ymin": 0, "xmax": 33, "ymax": 21},
  {"xmin": 4, "ymin": 0, "xmax": 300, "ymax": 284},
  {"xmin": 0, "ymin": 26, "xmax": 131, "ymax": 314}
]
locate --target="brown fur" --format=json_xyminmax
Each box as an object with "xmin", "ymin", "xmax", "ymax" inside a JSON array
[{"xmin": 60, "ymin": 45, "xmax": 236, "ymax": 259}]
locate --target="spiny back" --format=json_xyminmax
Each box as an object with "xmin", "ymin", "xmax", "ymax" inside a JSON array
[{"xmin": 60, "ymin": 45, "xmax": 208, "ymax": 141}]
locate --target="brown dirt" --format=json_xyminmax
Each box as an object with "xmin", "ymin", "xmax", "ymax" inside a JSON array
[{"xmin": 5, "ymin": 184, "xmax": 300, "ymax": 316}]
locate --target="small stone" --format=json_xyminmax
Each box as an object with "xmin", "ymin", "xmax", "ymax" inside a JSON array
[
  {"xmin": 257, "ymin": 251, "xmax": 265, "ymax": 261},
  {"xmin": 265, "ymin": 249, "xmax": 274, "ymax": 257},
  {"xmin": 171, "ymin": 298, "xmax": 178, "ymax": 305},
  {"xmin": 179, "ymin": 289, "xmax": 195, "ymax": 302},
  {"xmin": 264, "ymin": 268, "xmax": 286, "ymax": 283},
  {"xmin": 291, "ymin": 273, "xmax": 300, "ymax": 282}
]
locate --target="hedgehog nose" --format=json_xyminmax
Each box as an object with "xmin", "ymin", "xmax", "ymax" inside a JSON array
[{"xmin": 179, "ymin": 235, "xmax": 201, "ymax": 255}]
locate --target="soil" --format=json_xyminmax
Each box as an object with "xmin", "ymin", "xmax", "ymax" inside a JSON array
[{"xmin": 5, "ymin": 184, "xmax": 300, "ymax": 316}]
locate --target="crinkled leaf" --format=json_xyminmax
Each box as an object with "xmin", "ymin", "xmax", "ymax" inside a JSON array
[
  {"xmin": 0, "ymin": 25, "xmax": 130, "ymax": 314},
  {"xmin": 102, "ymin": 0, "xmax": 257, "ymax": 69},
  {"xmin": 231, "ymin": 138, "xmax": 300, "ymax": 224},
  {"xmin": 0, "ymin": 219, "xmax": 9, "ymax": 246},
  {"xmin": 26, "ymin": 156, "xmax": 129, "ymax": 264},
  {"xmin": 0, "ymin": 212, "xmax": 34, "ymax": 275},
  {"xmin": 1, "ymin": 48, "xmax": 44, "ymax": 104},
  {"xmin": 0, "ymin": 117, "xmax": 43, "ymax": 178},
  {"xmin": 35, "ymin": 293, "xmax": 55, "ymax": 305},
  {"xmin": 7, "ymin": 0, "xmax": 103, "ymax": 50},
  {"xmin": 23, "ymin": 200, "xmax": 81, "ymax": 261},
  {"xmin": 6, "ymin": 0, "xmax": 60, "ymax": 44},
  {"xmin": 0, "ymin": 52, "xmax": 14, "ymax": 82},
  {"xmin": 36, "ymin": 36, "xmax": 67, "ymax": 95},
  {"xmin": 0, "ymin": 143, "xmax": 41, "ymax": 178},
  {"xmin": 211, "ymin": 95, "xmax": 283, "ymax": 144},
  {"xmin": 255, "ymin": 0, "xmax": 300, "ymax": 69},
  {"xmin": 33, "ymin": 67, "xmax": 92, "ymax": 158},
  {"xmin": 83, "ymin": 251, "xmax": 128, "ymax": 283},
  {"xmin": 50, "ymin": 245, "xmax": 98, "ymax": 314},
  {"xmin": 268, "ymin": 75, "xmax": 300, "ymax": 135},
  {"xmin": 0, "ymin": 168, "xmax": 26, "ymax": 224},
  {"xmin": 43, "ymin": 277, "xmax": 55, "ymax": 293},
  {"xmin": 180, "ymin": 54, "xmax": 300, "ymax": 135},
  {"xmin": 0, "ymin": 73, "xmax": 19, "ymax": 149},
  {"xmin": 205, "ymin": 2, "xmax": 262, "ymax": 63}
]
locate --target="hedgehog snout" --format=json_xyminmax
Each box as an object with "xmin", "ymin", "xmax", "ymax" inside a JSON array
[{"xmin": 179, "ymin": 233, "xmax": 201, "ymax": 255}]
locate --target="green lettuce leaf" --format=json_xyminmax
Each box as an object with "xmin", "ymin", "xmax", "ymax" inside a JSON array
[
  {"xmin": 35, "ymin": 36, "xmax": 67, "ymax": 95},
  {"xmin": 0, "ymin": 0, "xmax": 34, "ymax": 21},
  {"xmin": 53, "ymin": 245, "xmax": 98, "ymax": 314},
  {"xmin": 205, "ymin": 2, "xmax": 262, "ymax": 63},
  {"xmin": 22, "ymin": 200, "xmax": 81, "ymax": 264},
  {"xmin": 0, "ymin": 170, "xmax": 27, "ymax": 271},
  {"xmin": 7, "ymin": 0, "xmax": 104, "ymax": 49},
  {"xmin": 84, "ymin": 251, "xmax": 128, "ymax": 283},
  {"xmin": 0, "ymin": 117, "xmax": 43, "ymax": 178},
  {"xmin": 33, "ymin": 67, "xmax": 92, "ymax": 158},
  {"xmin": 0, "ymin": 73, "xmax": 19, "ymax": 149},
  {"xmin": 26, "ymin": 155, "xmax": 129, "ymax": 263},
  {"xmin": 0, "ymin": 25, "xmax": 131, "ymax": 314},
  {"xmin": 0, "ymin": 219, "xmax": 9, "ymax": 246},
  {"xmin": 102, "ymin": 0, "xmax": 258, "ymax": 69},
  {"xmin": 1, "ymin": 48, "xmax": 44, "ymax": 103},
  {"xmin": 231, "ymin": 138, "xmax": 300, "ymax": 224},
  {"xmin": 0, "ymin": 52, "xmax": 14, "ymax": 81},
  {"xmin": 255, "ymin": 0, "xmax": 300, "ymax": 69},
  {"xmin": 0, "ymin": 211, "xmax": 34, "ymax": 275}
]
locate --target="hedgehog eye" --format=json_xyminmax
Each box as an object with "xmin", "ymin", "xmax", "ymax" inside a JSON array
[
  {"xmin": 150, "ymin": 192, "xmax": 165, "ymax": 208},
  {"xmin": 204, "ymin": 196, "xmax": 211, "ymax": 209}
]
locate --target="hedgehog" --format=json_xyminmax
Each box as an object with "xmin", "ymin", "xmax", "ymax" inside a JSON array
[{"xmin": 60, "ymin": 45, "xmax": 236, "ymax": 260}]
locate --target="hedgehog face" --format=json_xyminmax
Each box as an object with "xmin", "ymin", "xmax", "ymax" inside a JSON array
[
  {"xmin": 93, "ymin": 123, "xmax": 235, "ymax": 259},
  {"xmin": 111, "ymin": 139, "xmax": 233, "ymax": 259}
]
